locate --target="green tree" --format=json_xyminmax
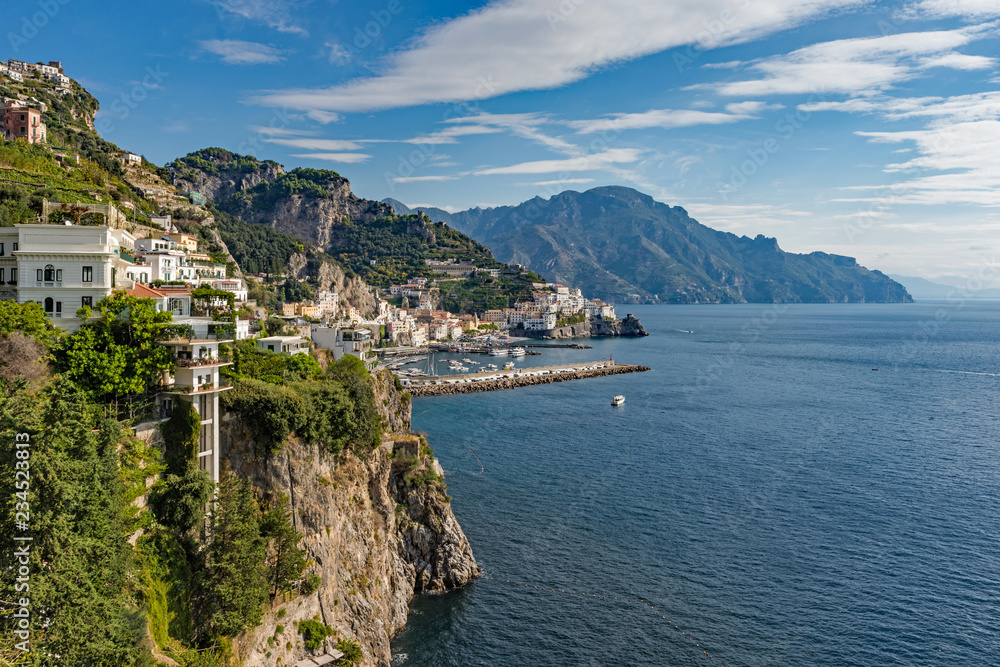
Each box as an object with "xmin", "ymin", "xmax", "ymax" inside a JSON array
[
  {"xmin": 260, "ymin": 494, "xmax": 307, "ymax": 599},
  {"xmin": 201, "ymin": 469, "xmax": 268, "ymax": 639},
  {"xmin": 0, "ymin": 299, "xmax": 61, "ymax": 347},
  {"xmin": 0, "ymin": 378, "xmax": 149, "ymax": 664},
  {"xmin": 150, "ymin": 464, "xmax": 214, "ymax": 535},
  {"xmin": 264, "ymin": 317, "xmax": 285, "ymax": 336},
  {"xmin": 57, "ymin": 292, "xmax": 178, "ymax": 412}
]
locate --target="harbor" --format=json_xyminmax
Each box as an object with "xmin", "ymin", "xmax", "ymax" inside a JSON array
[{"xmin": 402, "ymin": 360, "xmax": 651, "ymax": 396}]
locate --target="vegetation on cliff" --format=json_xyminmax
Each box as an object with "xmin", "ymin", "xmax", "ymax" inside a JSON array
[{"xmin": 171, "ymin": 148, "xmax": 550, "ymax": 314}]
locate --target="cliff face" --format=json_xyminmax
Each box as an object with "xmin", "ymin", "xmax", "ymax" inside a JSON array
[
  {"xmin": 518, "ymin": 314, "xmax": 648, "ymax": 339},
  {"xmin": 222, "ymin": 372, "xmax": 478, "ymax": 667},
  {"xmin": 171, "ymin": 151, "xmax": 392, "ymax": 249},
  {"xmin": 229, "ymin": 180, "xmax": 392, "ymax": 249},
  {"xmin": 172, "ymin": 160, "xmax": 284, "ymax": 203},
  {"xmin": 285, "ymin": 252, "xmax": 380, "ymax": 318}
]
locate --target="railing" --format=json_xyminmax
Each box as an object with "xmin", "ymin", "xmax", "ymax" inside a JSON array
[
  {"xmin": 167, "ymin": 377, "xmax": 232, "ymax": 393},
  {"xmin": 174, "ymin": 353, "xmax": 233, "ymax": 367},
  {"xmin": 36, "ymin": 281, "xmax": 62, "ymax": 288}
]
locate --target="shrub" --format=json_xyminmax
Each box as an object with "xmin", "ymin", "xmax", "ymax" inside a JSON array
[
  {"xmin": 301, "ymin": 572, "xmax": 322, "ymax": 595},
  {"xmin": 299, "ymin": 617, "xmax": 333, "ymax": 651}
]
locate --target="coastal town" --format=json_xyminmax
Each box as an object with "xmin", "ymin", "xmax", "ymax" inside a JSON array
[{"xmin": 0, "ymin": 202, "xmax": 646, "ymax": 475}]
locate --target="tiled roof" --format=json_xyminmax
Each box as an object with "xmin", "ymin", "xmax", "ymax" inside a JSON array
[{"xmin": 127, "ymin": 284, "xmax": 167, "ymax": 298}]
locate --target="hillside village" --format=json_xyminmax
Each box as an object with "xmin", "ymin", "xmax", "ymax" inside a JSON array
[
  {"xmin": 0, "ymin": 54, "xmax": 645, "ymax": 667},
  {"xmin": 0, "ymin": 56, "xmax": 636, "ymax": 478}
]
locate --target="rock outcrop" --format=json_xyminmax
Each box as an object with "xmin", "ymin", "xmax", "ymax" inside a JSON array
[
  {"xmin": 223, "ymin": 371, "xmax": 478, "ymax": 667},
  {"xmin": 172, "ymin": 159, "xmax": 284, "ymax": 203},
  {"xmin": 518, "ymin": 314, "xmax": 648, "ymax": 339}
]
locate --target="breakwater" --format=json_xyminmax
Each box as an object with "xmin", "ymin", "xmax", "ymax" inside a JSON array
[{"xmin": 405, "ymin": 362, "xmax": 650, "ymax": 396}]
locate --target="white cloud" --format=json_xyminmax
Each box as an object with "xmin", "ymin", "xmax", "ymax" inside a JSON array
[
  {"xmin": 724, "ymin": 101, "xmax": 786, "ymax": 114},
  {"xmin": 441, "ymin": 113, "xmax": 580, "ymax": 154},
  {"xmin": 568, "ymin": 108, "xmax": 758, "ymax": 134},
  {"xmin": 253, "ymin": 0, "xmax": 864, "ymax": 112},
  {"xmin": 205, "ymin": 0, "xmax": 309, "ymax": 35},
  {"xmin": 404, "ymin": 125, "xmax": 505, "ymax": 145},
  {"xmin": 248, "ymin": 125, "xmax": 317, "ymax": 137},
  {"xmin": 808, "ymin": 88, "xmax": 1000, "ymax": 206},
  {"xmin": 700, "ymin": 25, "xmax": 994, "ymax": 97},
  {"xmin": 854, "ymin": 120, "xmax": 1000, "ymax": 205},
  {"xmin": 200, "ymin": 39, "xmax": 286, "ymax": 65},
  {"xmin": 290, "ymin": 152, "xmax": 372, "ymax": 163},
  {"xmin": 266, "ymin": 138, "xmax": 367, "ymax": 151},
  {"xmin": 326, "ymin": 42, "xmax": 352, "ymax": 65},
  {"xmin": 907, "ymin": 0, "xmax": 1000, "ymax": 18},
  {"xmin": 474, "ymin": 148, "xmax": 644, "ymax": 175},
  {"xmin": 919, "ymin": 52, "xmax": 996, "ymax": 69},
  {"xmin": 392, "ymin": 175, "xmax": 463, "ymax": 184},
  {"xmin": 306, "ymin": 109, "xmax": 341, "ymax": 124},
  {"xmin": 516, "ymin": 178, "xmax": 595, "ymax": 186}
]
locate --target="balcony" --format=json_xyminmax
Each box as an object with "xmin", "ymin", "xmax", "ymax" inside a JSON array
[
  {"xmin": 36, "ymin": 281, "xmax": 62, "ymax": 288},
  {"xmin": 174, "ymin": 353, "xmax": 233, "ymax": 368},
  {"xmin": 165, "ymin": 377, "xmax": 233, "ymax": 394}
]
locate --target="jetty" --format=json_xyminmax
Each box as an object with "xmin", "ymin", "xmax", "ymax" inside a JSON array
[{"xmin": 402, "ymin": 360, "xmax": 650, "ymax": 396}]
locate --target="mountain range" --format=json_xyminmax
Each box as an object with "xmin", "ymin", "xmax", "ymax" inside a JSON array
[{"xmin": 384, "ymin": 187, "xmax": 912, "ymax": 304}]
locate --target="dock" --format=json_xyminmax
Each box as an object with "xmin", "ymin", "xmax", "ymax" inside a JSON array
[{"xmin": 402, "ymin": 360, "xmax": 650, "ymax": 396}]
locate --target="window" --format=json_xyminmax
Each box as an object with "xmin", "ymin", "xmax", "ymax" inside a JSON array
[
  {"xmin": 10, "ymin": 269, "xmax": 15, "ymax": 283},
  {"xmin": 43, "ymin": 265, "xmax": 54, "ymax": 281},
  {"xmin": 43, "ymin": 297, "xmax": 53, "ymax": 313},
  {"xmin": 82, "ymin": 266, "xmax": 93, "ymax": 282},
  {"xmin": 12, "ymin": 243, "xmax": 17, "ymax": 252},
  {"xmin": 0, "ymin": 269, "xmax": 4, "ymax": 282},
  {"xmin": 55, "ymin": 269, "xmax": 62, "ymax": 282},
  {"xmin": 81, "ymin": 296, "xmax": 92, "ymax": 307},
  {"xmin": 36, "ymin": 269, "xmax": 42, "ymax": 281},
  {"xmin": 0, "ymin": 243, "xmax": 4, "ymax": 256},
  {"xmin": 55, "ymin": 302, "xmax": 61, "ymax": 314}
]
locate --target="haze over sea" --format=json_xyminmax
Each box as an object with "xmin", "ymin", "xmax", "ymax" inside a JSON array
[{"xmin": 391, "ymin": 303, "xmax": 1000, "ymax": 666}]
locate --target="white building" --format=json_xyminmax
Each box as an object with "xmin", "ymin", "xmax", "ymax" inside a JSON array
[
  {"xmin": 317, "ymin": 290, "xmax": 338, "ymax": 317},
  {"xmin": 0, "ymin": 224, "xmax": 137, "ymax": 330},
  {"xmin": 211, "ymin": 279, "xmax": 248, "ymax": 302},
  {"xmin": 311, "ymin": 325, "xmax": 376, "ymax": 371},
  {"xmin": 158, "ymin": 322, "xmax": 235, "ymax": 483},
  {"xmin": 257, "ymin": 335, "xmax": 310, "ymax": 355},
  {"xmin": 523, "ymin": 313, "xmax": 558, "ymax": 330}
]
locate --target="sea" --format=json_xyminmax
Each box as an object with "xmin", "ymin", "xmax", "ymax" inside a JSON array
[{"xmin": 390, "ymin": 302, "xmax": 1000, "ymax": 666}]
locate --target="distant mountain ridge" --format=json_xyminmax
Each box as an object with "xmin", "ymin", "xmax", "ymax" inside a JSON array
[{"xmin": 384, "ymin": 187, "xmax": 912, "ymax": 304}]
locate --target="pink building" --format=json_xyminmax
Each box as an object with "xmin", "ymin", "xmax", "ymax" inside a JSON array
[{"xmin": 2, "ymin": 103, "xmax": 46, "ymax": 143}]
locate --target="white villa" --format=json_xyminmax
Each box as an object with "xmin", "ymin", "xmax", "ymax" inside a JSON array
[{"xmin": 257, "ymin": 335, "xmax": 310, "ymax": 355}]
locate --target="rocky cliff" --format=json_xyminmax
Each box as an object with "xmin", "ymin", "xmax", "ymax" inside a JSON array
[
  {"xmin": 222, "ymin": 371, "xmax": 478, "ymax": 667},
  {"xmin": 519, "ymin": 314, "xmax": 648, "ymax": 339},
  {"xmin": 170, "ymin": 149, "xmax": 392, "ymax": 248}
]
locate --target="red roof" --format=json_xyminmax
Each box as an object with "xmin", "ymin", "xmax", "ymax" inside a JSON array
[{"xmin": 127, "ymin": 284, "xmax": 167, "ymax": 298}]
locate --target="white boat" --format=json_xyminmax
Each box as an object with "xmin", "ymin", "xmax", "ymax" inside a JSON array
[
  {"xmin": 490, "ymin": 348, "xmax": 508, "ymax": 356},
  {"xmin": 508, "ymin": 347, "xmax": 526, "ymax": 357},
  {"xmin": 611, "ymin": 395, "xmax": 625, "ymax": 406},
  {"xmin": 462, "ymin": 358, "xmax": 474, "ymax": 363},
  {"xmin": 486, "ymin": 363, "xmax": 498, "ymax": 370},
  {"xmin": 503, "ymin": 362, "xmax": 515, "ymax": 370}
]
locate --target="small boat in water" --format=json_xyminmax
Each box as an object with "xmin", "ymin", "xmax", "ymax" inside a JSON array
[
  {"xmin": 611, "ymin": 395, "xmax": 625, "ymax": 406},
  {"xmin": 490, "ymin": 348, "xmax": 508, "ymax": 356},
  {"xmin": 509, "ymin": 347, "xmax": 526, "ymax": 357}
]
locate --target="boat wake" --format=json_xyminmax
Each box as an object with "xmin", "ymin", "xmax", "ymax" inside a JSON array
[{"xmin": 936, "ymin": 369, "xmax": 1000, "ymax": 378}]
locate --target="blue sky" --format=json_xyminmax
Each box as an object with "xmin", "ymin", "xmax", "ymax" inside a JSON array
[{"xmin": 8, "ymin": 0, "xmax": 1000, "ymax": 282}]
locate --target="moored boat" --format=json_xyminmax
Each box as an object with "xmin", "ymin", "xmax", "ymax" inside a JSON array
[{"xmin": 611, "ymin": 395, "xmax": 625, "ymax": 406}]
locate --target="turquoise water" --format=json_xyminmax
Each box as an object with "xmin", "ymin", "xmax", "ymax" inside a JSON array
[{"xmin": 391, "ymin": 303, "xmax": 1000, "ymax": 666}]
